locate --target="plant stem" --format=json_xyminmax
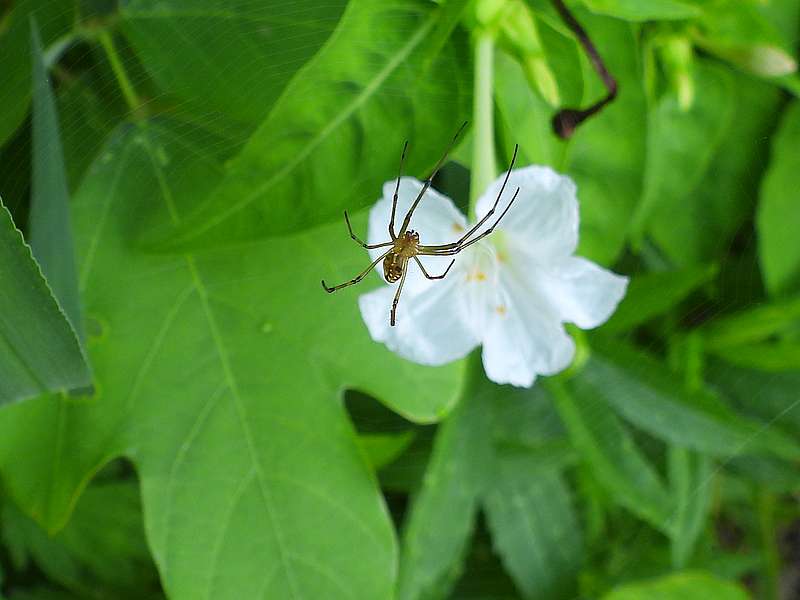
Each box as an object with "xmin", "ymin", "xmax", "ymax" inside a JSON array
[
  {"xmin": 469, "ymin": 31, "xmax": 497, "ymax": 220},
  {"xmin": 97, "ymin": 30, "xmax": 143, "ymax": 117}
]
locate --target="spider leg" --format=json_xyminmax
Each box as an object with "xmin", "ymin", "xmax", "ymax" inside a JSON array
[
  {"xmin": 414, "ymin": 255, "xmax": 456, "ymax": 280},
  {"xmin": 322, "ymin": 249, "xmax": 392, "ymax": 293},
  {"xmin": 418, "ymin": 144, "xmax": 519, "ymax": 253},
  {"xmin": 344, "ymin": 211, "xmax": 393, "ymax": 249},
  {"xmin": 390, "ymin": 265, "xmax": 409, "ymax": 327},
  {"xmin": 418, "ymin": 187, "xmax": 521, "ymax": 256},
  {"xmin": 398, "ymin": 121, "xmax": 468, "ymax": 237},
  {"xmin": 389, "ymin": 140, "xmax": 408, "ymax": 240}
]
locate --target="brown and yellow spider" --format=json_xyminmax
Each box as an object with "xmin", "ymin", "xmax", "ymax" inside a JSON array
[{"xmin": 322, "ymin": 123, "xmax": 520, "ymax": 327}]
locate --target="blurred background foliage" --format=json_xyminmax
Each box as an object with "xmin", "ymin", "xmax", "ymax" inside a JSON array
[{"xmin": 0, "ymin": 0, "xmax": 799, "ymax": 599}]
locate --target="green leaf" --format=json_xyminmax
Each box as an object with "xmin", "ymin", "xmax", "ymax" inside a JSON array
[
  {"xmin": 758, "ymin": 101, "xmax": 800, "ymax": 296},
  {"xmin": 633, "ymin": 61, "xmax": 733, "ymax": 247},
  {"xmin": 495, "ymin": 12, "xmax": 648, "ymax": 266},
  {"xmin": 0, "ymin": 0, "xmax": 73, "ymax": 147},
  {"xmin": 695, "ymin": 0, "xmax": 797, "ymax": 78},
  {"xmin": 579, "ymin": 0, "xmax": 700, "ymax": 21},
  {"xmin": 700, "ymin": 295, "xmax": 800, "ymax": 350},
  {"xmin": 602, "ymin": 571, "xmax": 749, "ymax": 600},
  {"xmin": 2, "ymin": 480, "xmax": 159, "ymax": 598},
  {"xmin": 0, "ymin": 119, "xmax": 465, "ymax": 599},
  {"xmin": 397, "ymin": 358, "xmax": 494, "ymax": 600},
  {"xmin": 668, "ymin": 447, "xmax": 712, "ymax": 568},
  {"xmin": 357, "ymin": 431, "xmax": 416, "ymax": 471},
  {"xmin": 483, "ymin": 447, "xmax": 582, "ymax": 600},
  {"xmin": 710, "ymin": 340, "xmax": 800, "ymax": 372},
  {"xmin": 604, "ymin": 264, "xmax": 717, "ymax": 332},
  {"xmin": 29, "ymin": 20, "xmax": 84, "ymax": 338},
  {"xmin": 0, "ymin": 199, "xmax": 90, "ymax": 405},
  {"xmin": 121, "ymin": 0, "xmax": 347, "ymax": 126},
  {"xmin": 545, "ymin": 378, "xmax": 672, "ymax": 532},
  {"xmin": 585, "ymin": 337, "xmax": 800, "ymax": 460},
  {"xmin": 155, "ymin": 0, "xmax": 471, "ymax": 250},
  {"xmin": 706, "ymin": 361, "xmax": 800, "ymax": 439},
  {"xmin": 649, "ymin": 70, "xmax": 781, "ymax": 265}
]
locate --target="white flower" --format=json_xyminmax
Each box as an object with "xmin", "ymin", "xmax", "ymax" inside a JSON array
[{"xmin": 358, "ymin": 166, "xmax": 628, "ymax": 387}]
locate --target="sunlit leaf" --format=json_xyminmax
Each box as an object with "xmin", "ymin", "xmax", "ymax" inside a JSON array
[
  {"xmin": 0, "ymin": 119, "xmax": 465, "ymax": 599},
  {"xmin": 757, "ymin": 101, "xmax": 800, "ymax": 296},
  {"xmin": 602, "ymin": 571, "xmax": 749, "ymax": 600}
]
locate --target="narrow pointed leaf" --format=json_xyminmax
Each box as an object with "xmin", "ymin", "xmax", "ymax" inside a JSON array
[
  {"xmin": 29, "ymin": 20, "xmax": 83, "ymax": 337},
  {"xmin": 0, "ymin": 199, "xmax": 90, "ymax": 405},
  {"xmin": 668, "ymin": 447, "xmax": 712, "ymax": 568},
  {"xmin": 757, "ymin": 101, "xmax": 800, "ymax": 296},
  {"xmin": 586, "ymin": 337, "xmax": 800, "ymax": 460},
  {"xmin": 398, "ymin": 360, "xmax": 494, "ymax": 600},
  {"xmin": 546, "ymin": 379, "xmax": 672, "ymax": 532},
  {"xmin": 483, "ymin": 447, "xmax": 582, "ymax": 600}
]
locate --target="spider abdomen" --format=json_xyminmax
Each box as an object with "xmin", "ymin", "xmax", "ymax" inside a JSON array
[{"xmin": 383, "ymin": 253, "xmax": 405, "ymax": 283}]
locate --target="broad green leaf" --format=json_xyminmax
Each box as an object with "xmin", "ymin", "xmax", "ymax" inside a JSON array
[
  {"xmin": 668, "ymin": 447, "xmax": 712, "ymax": 568},
  {"xmin": 585, "ymin": 337, "xmax": 800, "ymax": 459},
  {"xmin": 545, "ymin": 378, "xmax": 672, "ymax": 532},
  {"xmin": 602, "ymin": 571, "xmax": 749, "ymax": 600},
  {"xmin": 2, "ymin": 481, "xmax": 159, "ymax": 598},
  {"xmin": 0, "ymin": 199, "xmax": 90, "ymax": 405},
  {"xmin": 156, "ymin": 0, "xmax": 471, "ymax": 250},
  {"xmin": 649, "ymin": 70, "xmax": 781, "ymax": 265},
  {"xmin": 398, "ymin": 359, "xmax": 494, "ymax": 600},
  {"xmin": 0, "ymin": 119, "xmax": 465, "ymax": 599},
  {"xmin": 604, "ymin": 264, "xmax": 717, "ymax": 332},
  {"xmin": 0, "ymin": 0, "xmax": 73, "ymax": 147},
  {"xmin": 122, "ymin": 0, "xmax": 347, "ymax": 127},
  {"xmin": 757, "ymin": 101, "xmax": 800, "ymax": 296},
  {"xmin": 483, "ymin": 447, "xmax": 582, "ymax": 600},
  {"xmin": 580, "ymin": 0, "xmax": 700, "ymax": 21},
  {"xmin": 633, "ymin": 61, "xmax": 733, "ymax": 247},
  {"xmin": 29, "ymin": 21, "xmax": 83, "ymax": 337}
]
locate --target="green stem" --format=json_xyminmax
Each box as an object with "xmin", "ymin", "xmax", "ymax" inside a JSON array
[
  {"xmin": 97, "ymin": 30, "xmax": 143, "ymax": 116},
  {"xmin": 469, "ymin": 31, "xmax": 497, "ymax": 220}
]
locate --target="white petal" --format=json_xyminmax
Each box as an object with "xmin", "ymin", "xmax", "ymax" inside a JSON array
[
  {"xmin": 481, "ymin": 268, "xmax": 575, "ymax": 387},
  {"xmin": 476, "ymin": 166, "xmax": 579, "ymax": 261},
  {"xmin": 534, "ymin": 256, "xmax": 629, "ymax": 329},
  {"xmin": 366, "ymin": 177, "xmax": 468, "ymax": 293},
  {"xmin": 358, "ymin": 275, "xmax": 479, "ymax": 366}
]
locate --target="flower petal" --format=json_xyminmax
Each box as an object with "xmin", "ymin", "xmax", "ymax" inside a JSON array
[
  {"xmin": 534, "ymin": 256, "xmax": 629, "ymax": 329},
  {"xmin": 358, "ymin": 275, "xmax": 479, "ymax": 366},
  {"xmin": 481, "ymin": 268, "xmax": 575, "ymax": 387},
  {"xmin": 476, "ymin": 166, "xmax": 579, "ymax": 261},
  {"xmin": 366, "ymin": 177, "xmax": 469, "ymax": 294}
]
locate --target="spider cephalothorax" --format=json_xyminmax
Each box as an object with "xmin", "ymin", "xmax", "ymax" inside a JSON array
[{"xmin": 322, "ymin": 123, "xmax": 520, "ymax": 326}]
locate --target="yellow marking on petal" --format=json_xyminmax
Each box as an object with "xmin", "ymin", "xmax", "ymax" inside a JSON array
[
  {"xmin": 496, "ymin": 305, "xmax": 507, "ymax": 316},
  {"xmin": 452, "ymin": 222, "xmax": 465, "ymax": 233},
  {"xmin": 465, "ymin": 270, "xmax": 487, "ymax": 282}
]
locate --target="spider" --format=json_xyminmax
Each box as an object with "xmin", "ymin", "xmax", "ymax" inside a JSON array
[{"xmin": 322, "ymin": 123, "xmax": 520, "ymax": 327}]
